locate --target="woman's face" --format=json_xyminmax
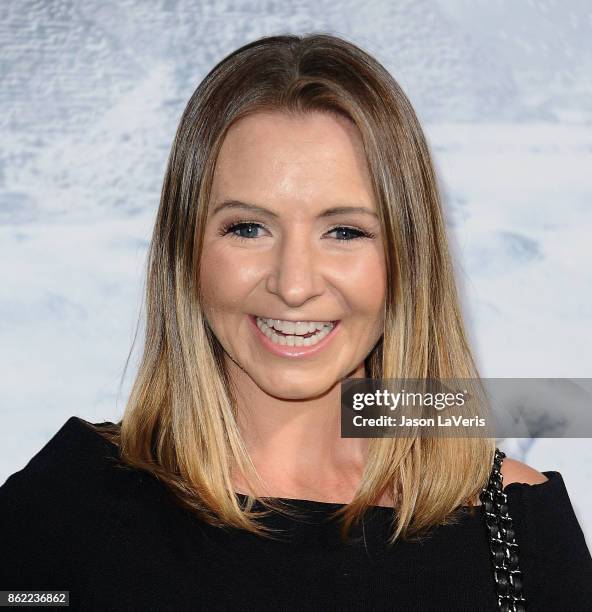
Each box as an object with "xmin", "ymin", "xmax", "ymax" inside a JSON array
[{"xmin": 200, "ymin": 110, "xmax": 386, "ymax": 399}]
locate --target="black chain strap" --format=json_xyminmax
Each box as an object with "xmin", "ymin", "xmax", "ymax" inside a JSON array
[{"xmin": 479, "ymin": 448, "xmax": 527, "ymax": 612}]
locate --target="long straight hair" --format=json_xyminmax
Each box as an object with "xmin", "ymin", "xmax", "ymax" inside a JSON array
[{"xmin": 90, "ymin": 33, "xmax": 495, "ymax": 546}]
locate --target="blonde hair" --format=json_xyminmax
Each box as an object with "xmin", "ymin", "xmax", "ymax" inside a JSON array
[{"xmin": 90, "ymin": 33, "xmax": 495, "ymax": 546}]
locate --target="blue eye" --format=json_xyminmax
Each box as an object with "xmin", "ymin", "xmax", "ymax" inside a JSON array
[
  {"xmin": 223, "ymin": 222, "xmax": 264, "ymax": 240},
  {"xmin": 327, "ymin": 226, "xmax": 371, "ymax": 241},
  {"xmin": 219, "ymin": 220, "xmax": 375, "ymax": 242}
]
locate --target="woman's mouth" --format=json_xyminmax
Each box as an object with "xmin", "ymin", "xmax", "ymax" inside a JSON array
[{"xmin": 247, "ymin": 315, "xmax": 341, "ymax": 357}]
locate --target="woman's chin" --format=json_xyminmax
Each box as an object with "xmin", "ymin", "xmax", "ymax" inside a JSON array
[{"xmin": 253, "ymin": 372, "xmax": 341, "ymax": 401}]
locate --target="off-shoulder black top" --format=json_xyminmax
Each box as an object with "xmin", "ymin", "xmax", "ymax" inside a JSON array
[{"xmin": 0, "ymin": 416, "xmax": 591, "ymax": 611}]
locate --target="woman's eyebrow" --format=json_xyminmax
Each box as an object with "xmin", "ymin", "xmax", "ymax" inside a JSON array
[{"xmin": 212, "ymin": 199, "xmax": 378, "ymax": 219}]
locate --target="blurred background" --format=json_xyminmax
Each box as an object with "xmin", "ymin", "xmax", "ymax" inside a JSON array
[{"xmin": 1, "ymin": 0, "xmax": 591, "ymax": 542}]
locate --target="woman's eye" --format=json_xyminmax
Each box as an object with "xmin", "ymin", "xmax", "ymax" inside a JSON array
[
  {"xmin": 327, "ymin": 226, "xmax": 373, "ymax": 241},
  {"xmin": 220, "ymin": 222, "xmax": 266, "ymax": 240}
]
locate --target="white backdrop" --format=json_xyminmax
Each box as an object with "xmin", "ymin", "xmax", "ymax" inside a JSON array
[{"xmin": 1, "ymin": 0, "xmax": 590, "ymax": 544}]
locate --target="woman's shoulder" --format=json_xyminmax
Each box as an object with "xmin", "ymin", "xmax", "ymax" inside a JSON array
[
  {"xmin": 496, "ymin": 454, "xmax": 592, "ymax": 606},
  {"xmin": 0, "ymin": 415, "xmax": 137, "ymax": 529},
  {"xmin": 498, "ymin": 455, "xmax": 584, "ymax": 528},
  {"xmin": 500, "ymin": 457, "xmax": 549, "ymax": 487},
  {"xmin": 0, "ymin": 416, "xmax": 127, "ymax": 494},
  {"xmin": 499, "ymin": 455, "xmax": 578, "ymax": 512},
  {"xmin": 0, "ymin": 415, "xmax": 156, "ymax": 527},
  {"xmin": 497, "ymin": 455, "xmax": 589, "ymax": 546},
  {"xmin": 0, "ymin": 416, "xmax": 143, "ymax": 589}
]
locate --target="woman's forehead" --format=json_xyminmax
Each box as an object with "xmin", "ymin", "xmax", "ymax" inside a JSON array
[{"xmin": 211, "ymin": 111, "xmax": 374, "ymax": 207}]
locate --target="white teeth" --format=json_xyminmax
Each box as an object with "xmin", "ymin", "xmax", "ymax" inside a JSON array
[
  {"xmin": 258, "ymin": 317, "xmax": 334, "ymax": 336},
  {"xmin": 255, "ymin": 316, "xmax": 335, "ymax": 347}
]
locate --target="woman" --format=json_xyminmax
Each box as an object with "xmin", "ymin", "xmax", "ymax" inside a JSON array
[{"xmin": 1, "ymin": 33, "xmax": 591, "ymax": 611}]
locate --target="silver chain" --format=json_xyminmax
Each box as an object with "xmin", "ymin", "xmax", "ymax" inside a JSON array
[{"xmin": 479, "ymin": 448, "xmax": 527, "ymax": 612}]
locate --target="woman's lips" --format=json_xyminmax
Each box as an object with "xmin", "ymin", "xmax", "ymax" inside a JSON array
[{"xmin": 247, "ymin": 314, "xmax": 341, "ymax": 358}]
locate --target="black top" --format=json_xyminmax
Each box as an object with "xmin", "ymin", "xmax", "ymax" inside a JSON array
[{"xmin": 1, "ymin": 417, "xmax": 591, "ymax": 611}]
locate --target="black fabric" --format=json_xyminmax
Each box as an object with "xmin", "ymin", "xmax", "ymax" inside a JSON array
[{"xmin": 1, "ymin": 416, "xmax": 591, "ymax": 611}]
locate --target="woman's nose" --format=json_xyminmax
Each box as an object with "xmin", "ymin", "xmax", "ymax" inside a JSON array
[{"xmin": 265, "ymin": 234, "xmax": 326, "ymax": 308}]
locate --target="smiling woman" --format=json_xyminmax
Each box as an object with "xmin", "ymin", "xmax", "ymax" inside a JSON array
[
  {"xmin": 200, "ymin": 110, "xmax": 386, "ymax": 387},
  {"xmin": 1, "ymin": 33, "xmax": 591, "ymax": 611}
]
